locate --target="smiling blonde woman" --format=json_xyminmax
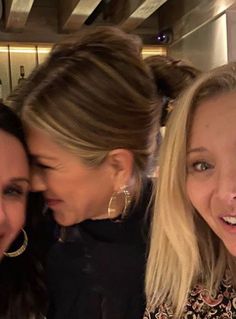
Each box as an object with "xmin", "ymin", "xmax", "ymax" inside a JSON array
[{"xmin": 145, "ymin": 62, "xmax": 236, "ymax": 319}]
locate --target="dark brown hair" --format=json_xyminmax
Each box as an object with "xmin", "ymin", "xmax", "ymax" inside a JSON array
[
  {"xmin": 145, "ymin": 55, "xmax": 201, "ymax": 126},
  {"xmin": 0, "ymin": 103, "xmax": 48, "ymax": 319}
]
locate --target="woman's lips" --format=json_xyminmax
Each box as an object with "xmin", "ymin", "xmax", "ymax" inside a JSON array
[
  {"xmin": 219, "ymin": 216, "xmax": 236, "ymax": 233},
  {"xmin": 45, "ymin": 198, "xmax": 63, "ymax": 208}
]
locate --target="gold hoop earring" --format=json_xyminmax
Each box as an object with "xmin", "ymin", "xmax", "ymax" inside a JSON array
[
  {"xmin": 108, "ymin": 185, "xmax": 131, "ymax": 220},
  {"xmin": 4, "ymin": 228, "xmax": 28, "ymax": 258}
]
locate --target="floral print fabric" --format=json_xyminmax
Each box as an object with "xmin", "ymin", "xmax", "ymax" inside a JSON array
[{"xmin": 144, "ymin": 277, "xmax": 236, "ymax": 318}]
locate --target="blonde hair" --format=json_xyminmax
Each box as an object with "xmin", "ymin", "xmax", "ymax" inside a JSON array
[
  {"xmin": 145, "ymin": 62, "xmax": 236, "ymax": 317},
  {"xmin": 9, "ymin": 26, "xmax": 160, "ymax": 200}
]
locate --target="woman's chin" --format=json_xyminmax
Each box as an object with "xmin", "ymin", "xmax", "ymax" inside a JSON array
[
  {"xmin": 223, "ymin": 240, "xmax": 236, "ymax": 257},
  {"xmin": 52, "ymin": 211, "xmax": 82, "ymax": 226}
]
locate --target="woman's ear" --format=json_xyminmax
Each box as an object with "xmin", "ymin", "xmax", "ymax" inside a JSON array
[{"xmin": 106, "ymin": 149, "xmax": 134, "ymax": 191}]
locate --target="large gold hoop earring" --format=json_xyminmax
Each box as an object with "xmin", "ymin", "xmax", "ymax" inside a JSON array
[
  {"xmin": 4, "ymin": 229, "xmax": 28, "ymax": 258},
  {"xmin": 108, "ymin": 185, "xmax": 131, "ymax": 220}
]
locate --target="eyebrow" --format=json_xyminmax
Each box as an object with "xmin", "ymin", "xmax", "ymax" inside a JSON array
[
  {"xmin": 10, "ymin": 178, "xmax": 30, "ymax": 184},
  {"xmin": 187, "ymin": 147, "xmax": 207, "ymax": 155}
]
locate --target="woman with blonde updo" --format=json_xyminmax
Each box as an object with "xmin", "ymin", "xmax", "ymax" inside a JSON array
[{"xmin": 9, "ymin": 26, "xmax": 160, "ymax": 319}]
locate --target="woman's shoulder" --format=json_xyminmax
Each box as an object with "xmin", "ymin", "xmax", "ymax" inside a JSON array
[
  {"xmin": 184, "ymin": 277, "xmax": 236, "ymax": 317},
  {"xmin": 144, "ymin": 277, "xmax": 236, "ymax": 319}
]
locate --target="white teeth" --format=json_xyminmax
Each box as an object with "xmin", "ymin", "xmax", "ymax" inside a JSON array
[{"xmin": 222, "ymin": 216, "xmax": 236, "ymax": 225}]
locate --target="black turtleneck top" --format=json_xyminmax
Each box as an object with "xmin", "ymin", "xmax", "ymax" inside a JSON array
[{"xmin": 46, "ymin": 180, "xmax": 152, "ymax": 319}]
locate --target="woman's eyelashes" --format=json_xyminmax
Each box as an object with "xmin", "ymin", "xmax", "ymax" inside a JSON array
[
  {"xmin": 34, "ymin": 161, "xmax": 53, "ymax": 170},
  {"xmin": 3, "ymin": 184, "xmax": 28, "ymax": 198},
  {"xmin": 187, "ymin": 159, "xmax": 214, "ymax": 173},
  {"xmin": 29, "ymin": 156, "xmax": 54, "ymax": 170}
]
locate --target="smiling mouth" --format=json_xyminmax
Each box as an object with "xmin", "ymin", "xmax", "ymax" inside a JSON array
[{"xmin": 221, "ymin": 216, "xmax": 236, "ymax": 226}]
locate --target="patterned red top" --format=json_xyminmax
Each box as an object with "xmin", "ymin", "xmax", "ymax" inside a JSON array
[{"xmin": 144, "ymin": 276, "xmax": 236, "ymax": 318}]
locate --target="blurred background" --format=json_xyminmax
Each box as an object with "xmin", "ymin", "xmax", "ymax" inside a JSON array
[{"xmin": 0, "ymin": 0, "xmax": 235, "ymax": 100}]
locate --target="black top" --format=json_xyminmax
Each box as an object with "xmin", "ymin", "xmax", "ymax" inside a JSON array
[{"xmin": 46, "ymin": 180, "xmax": 152, "ymax": 319}]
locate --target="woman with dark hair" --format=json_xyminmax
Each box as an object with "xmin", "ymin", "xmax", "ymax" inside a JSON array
[{"xmin": 0, "ymin": 103, "xmax": 48, "ymax": 319}]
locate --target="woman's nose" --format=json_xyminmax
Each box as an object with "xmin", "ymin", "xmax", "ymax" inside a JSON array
[
  {"xmin": 30, "ymin": 169, "xmax": 47, "ymax": 192},
  {"xmin": 216, "ymin": 168, "xmax": 236, "ymax": 203}
]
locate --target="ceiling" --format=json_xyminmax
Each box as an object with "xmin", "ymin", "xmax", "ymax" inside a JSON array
[
  {"xmin": 0, "ymin": 0, "xmax": 236, "ymax": 45},
  {"xmin": 0, "ymin": 0, "xmax": 167, "ymax": 44}
]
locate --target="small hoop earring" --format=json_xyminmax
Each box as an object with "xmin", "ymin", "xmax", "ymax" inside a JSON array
[
  {"xmin": 108, "ymin": 185, "xmax": 131, "ymax": 220},
  {"xmin": 4, "ymin": 228, "xmax": 28, "ymax": 258}
]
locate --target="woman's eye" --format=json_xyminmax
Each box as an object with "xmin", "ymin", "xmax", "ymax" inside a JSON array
[
  {"xmin": 4, "ymin": 186, "xmax": 26, "ymax": 198},
  {"xmin": 35, "ymin": 162, "xmax": 52, "ymax": 170},
  {"xmin": 193, "ymin": 161, "xmax": 212, "ymax": 172}
]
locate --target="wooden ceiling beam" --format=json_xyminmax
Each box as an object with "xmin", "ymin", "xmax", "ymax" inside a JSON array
[
  {"xmin": 168, "ymin": 0, "xmax": 236, "ymax": 44},
  {"xmin": 59, "ymin": 0, "xmax": 103, "ymax": 32},
  {"xmin": 4, "ymin": 0, "xmax": 35, "ymax": 31},
  {"xmin": 108, "ymin": 0, "xmax": 167, "ymax": 31}
]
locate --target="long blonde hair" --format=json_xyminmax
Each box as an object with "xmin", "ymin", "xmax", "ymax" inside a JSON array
[{"xmin": 145, "ymin": 62, "xmax": 236, "ymax": 317}]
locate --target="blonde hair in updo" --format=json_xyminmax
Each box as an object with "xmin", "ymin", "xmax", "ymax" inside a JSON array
[{"xmin": 9, "ymin": 26, "xmax": 160, "ymax": 200}]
